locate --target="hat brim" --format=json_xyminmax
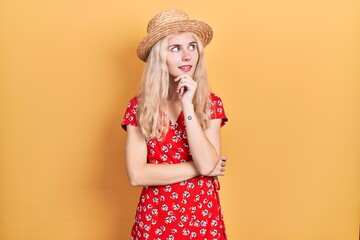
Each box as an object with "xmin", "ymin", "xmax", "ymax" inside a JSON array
[{"xmin": 137, "ymin": 20, "xmax": 213, "ymax": 62}]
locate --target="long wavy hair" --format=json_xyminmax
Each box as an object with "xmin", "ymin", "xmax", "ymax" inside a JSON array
[{"xmin": 136, "ymin": 32, "xmax": 211, "ymax": 139}]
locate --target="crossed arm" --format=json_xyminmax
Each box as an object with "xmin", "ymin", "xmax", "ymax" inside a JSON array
[{"xmin": 124, "ymin": 118, "xmax": 226, "ymax": 187}]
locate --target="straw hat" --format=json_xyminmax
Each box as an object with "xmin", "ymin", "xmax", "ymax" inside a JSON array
[{"xmin": 137, "ymin": 9, "xmax": 213, "ymax": 62}]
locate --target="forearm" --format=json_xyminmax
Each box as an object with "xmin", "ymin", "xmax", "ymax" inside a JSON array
[
  {"xmin": 127, "ymin": 161, "xmax": 200, "ymax": 187},
  {"xmin": 125, "ymin": 125, "xmax": 201, "ymax": 187},
  {"xmin": 182, "ymin": 103, "xmax": 220, "ymax": 175}
]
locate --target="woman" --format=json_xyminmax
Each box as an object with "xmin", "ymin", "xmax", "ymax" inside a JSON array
[{"xmin": 122, "ymin": 9, "xmax": 228, "ymax": 240}]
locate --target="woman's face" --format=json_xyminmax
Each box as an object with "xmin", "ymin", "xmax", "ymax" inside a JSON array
[{"xmin": 166, "ymin": 32, "xmax": 199, "ymax": 79}]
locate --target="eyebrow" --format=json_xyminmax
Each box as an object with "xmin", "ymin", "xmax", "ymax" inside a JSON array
[{"xmin": 168, "ymin": 41, "xmax": 197, "ymax": 48}]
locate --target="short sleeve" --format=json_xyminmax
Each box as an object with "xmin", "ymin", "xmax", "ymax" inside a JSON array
[
  {"xmin": 121, "ymin": 97, "xmax": 139, "ymax": 131},
  {"xmin": 209, "ymin": 93, "xmax": 228, "ymax": 127}
]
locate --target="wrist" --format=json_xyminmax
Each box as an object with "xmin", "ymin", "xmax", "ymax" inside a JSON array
[
  {"xmin": 182, "ymin": 103, "xmax": 195, "ymax": 121},
  {"xmin": 181, "ymin": 102, "xmax": 194, "ymax": 111}
]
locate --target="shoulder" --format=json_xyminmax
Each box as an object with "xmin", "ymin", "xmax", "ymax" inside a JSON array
[
  {"xmin": 208, "ymin": 92, "xmax": 228, "ymax": 125},
  {"xmin": 209, "ymin": 92, "xmax": 224, "ymax": 105},
  {"xmin": 125, "ymin": 96, "xmax": 140, "ymax": 112},
  {"xmin": 127, "ymin": 96, "xmax": 139, "ymax": 106},
  {"xmin": 121, "ymin": 96, "xmax": 140, "ymax": 130}
]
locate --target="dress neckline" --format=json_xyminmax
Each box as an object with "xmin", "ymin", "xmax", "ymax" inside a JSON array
[{"xmin": 169, "ymin": 111, "xmax": 184, "ymax": 125}]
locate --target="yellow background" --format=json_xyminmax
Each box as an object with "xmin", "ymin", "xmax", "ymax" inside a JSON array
[{"xmin": 1, "ymin": 0, "xmax": 359, "ymax": 239}]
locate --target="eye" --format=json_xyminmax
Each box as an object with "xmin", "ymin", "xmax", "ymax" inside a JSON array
[
  {"xmin": 189, "ymin": 43, "xmax": 197, "ymax": 51},
  {"xmin": 170, "ymin": 46, "xmax": 180, "ymax": 52}
]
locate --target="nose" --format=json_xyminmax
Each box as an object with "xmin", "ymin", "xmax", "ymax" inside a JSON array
[{"xmin": 182, "ymin": 50, "xmax": 191, "ymax": 61}]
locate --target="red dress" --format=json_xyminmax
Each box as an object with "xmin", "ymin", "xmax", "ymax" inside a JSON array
[{"xmin": 122, "ymin": 92, "xmax": 228, "ymax": 240}]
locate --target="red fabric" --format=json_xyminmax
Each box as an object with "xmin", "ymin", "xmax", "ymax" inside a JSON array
[{"xmin": 122, "ymin": 93, "xmax": 228, "ymax": 240}]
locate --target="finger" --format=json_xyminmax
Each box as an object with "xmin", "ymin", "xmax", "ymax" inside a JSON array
[
  {"xmin": 177, "ymin": 80, "xmax": 188, "ymax": 89},
  {"xmin": 220, "ymin": 156, "xmax": 227, "ymax": 162},
  {"xmin": 180, "ymin": 78, "xmax": 196, "ymax": 87},
  {"xmin": 177, "ymin": 76, "xmax": 196, "ymax": 86},
  {"xmin": 174, "ymin": 75, "xmax": 184, "ymax": 82},
  {"xmin": 174, "ymin": 74, "xmax": 189, "ymax": 82},
  {"xmin": 179, "ymin": 83, "xmax": 192, "ymax": 95},
  {"xmin": 177, "ymin": 78, "xmax": 196, "ymax": 91},
  {"xmin": 177, "ymin": 81, "xmax": 184, "ymax": 93}
]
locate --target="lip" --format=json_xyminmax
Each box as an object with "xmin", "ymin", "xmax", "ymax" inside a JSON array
[{"xmin": 178, "ymin": 65, "xmax": 192, "ymax": 72}]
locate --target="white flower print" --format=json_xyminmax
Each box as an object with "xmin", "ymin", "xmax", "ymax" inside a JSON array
[
  {"xmin": 161, "ymin": 204, "xmax": 168, "ymax": 211},
  {"xmin": 183, "ymin": 191, "xmax": 190, "ymax": 198},
  {"xmin": 155, "ymin": 228, "xmax": 162, "ymax": 235},
  {"xmin": 182, "ymin": 229, "xmax": 190, "ymax": 236}
]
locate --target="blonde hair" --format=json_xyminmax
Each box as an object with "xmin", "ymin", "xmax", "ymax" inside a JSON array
[{"xmin": 137, "ymin": 33, "xmax": 210, "ymax": 139}]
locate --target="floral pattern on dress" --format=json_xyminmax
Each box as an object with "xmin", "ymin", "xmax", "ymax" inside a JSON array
[{"xmin": 122, "ymin": 92, "xmax": 228, "ymax": 240}]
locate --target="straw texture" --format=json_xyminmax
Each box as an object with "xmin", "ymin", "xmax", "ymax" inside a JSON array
[{"xmin": 137, "ymin": 9, "xmax": 213, "ymax": 62}]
